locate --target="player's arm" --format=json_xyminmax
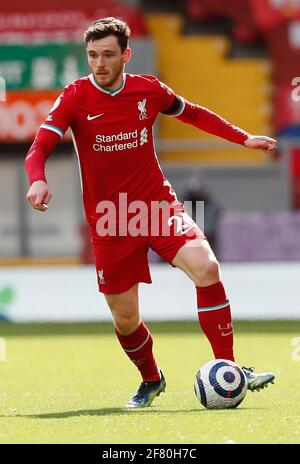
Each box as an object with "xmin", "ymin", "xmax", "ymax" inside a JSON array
[
  {"xmin": 25, "ymin": 129, "xmax": 60, "ymax": 211},
  {"xmin": 25, "ymin": 86, "xmax": 75, "ymax": 212},
  {"xmin": 162, "ymin": 95, "xmax": 277, "ymax": 153}
]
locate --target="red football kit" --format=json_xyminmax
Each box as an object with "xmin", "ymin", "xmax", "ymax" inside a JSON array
[{"xmin": 25, "ymin": 73, "xmax": 249, "ymax": 294}]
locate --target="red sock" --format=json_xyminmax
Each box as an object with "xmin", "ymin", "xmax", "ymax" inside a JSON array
[
  {"xmin": 196, "ymin": 282, "xmax": 235, "ymax": 361},
  {"xmin": 115, "ymin": 321, "xmax": 161, "ymax": 382}
]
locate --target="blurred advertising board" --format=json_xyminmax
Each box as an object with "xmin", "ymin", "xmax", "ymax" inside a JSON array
[
  {"xmin": 0, "ymin": 264, "xmax": 299, "ymax": 321},
  {"xmin": 0, "ymin": 6, "xmax": 147, "ymax": 43},
  {"xmin": 0, "ymin": 44, "xmax": 88, "ymax": 90},
  {"xmin": 0, "ymin": 90, "xmax": 62, "ymax": 142},
  {"xmin": 0, "ymin": 43, "xmax": 87, "ymax": 142}
]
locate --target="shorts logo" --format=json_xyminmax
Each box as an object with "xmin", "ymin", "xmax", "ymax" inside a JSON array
[
  {"xmin": 98, "ymin": 269, "xmax": 106, "ymax": 285},
  {"xmin": 138, "ymin": 98, "xmax": 148, "ymax": 120}
]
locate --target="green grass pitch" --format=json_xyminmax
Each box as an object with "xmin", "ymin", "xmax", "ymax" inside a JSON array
[{"xmin": 0, "ymin": 321, "xmax": 299, "ymax": 444}]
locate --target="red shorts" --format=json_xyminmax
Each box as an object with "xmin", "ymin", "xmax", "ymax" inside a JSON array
[{"xmin": 90, "ymin": 201, "xmax": 206, "ymax": 294}]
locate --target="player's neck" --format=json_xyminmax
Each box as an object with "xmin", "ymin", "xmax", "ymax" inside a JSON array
[{"xmin": 93, "ymin": 73, "xmax": 125, "ymax": 93}]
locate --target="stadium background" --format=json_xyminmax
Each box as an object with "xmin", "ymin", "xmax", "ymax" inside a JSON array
[
  {"xmin": 0, "ymin": 0, "xmax": 299, "ymax": 322},
  {"xmin": 1, "ymin": 0, "xmax": 300, "ymax": 446}
]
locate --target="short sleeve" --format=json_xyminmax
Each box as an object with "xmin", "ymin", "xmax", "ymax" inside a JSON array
[{"xmin": 40, "ymin": 84, "xmax": 76, "ymax": 138}]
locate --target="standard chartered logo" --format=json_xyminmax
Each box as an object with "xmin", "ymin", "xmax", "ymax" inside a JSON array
[
  {"xmin": 93, "ymin": 128, "xmax": 148, "ymax": 152},
  {"xmin": 140, "ymin": 128, "xmax": 148, "ymax": 146}
]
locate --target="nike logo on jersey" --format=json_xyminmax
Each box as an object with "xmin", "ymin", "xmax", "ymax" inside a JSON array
[{"xmin": 87, "ymin": 113, "xmax": 104, "ymax": 120}]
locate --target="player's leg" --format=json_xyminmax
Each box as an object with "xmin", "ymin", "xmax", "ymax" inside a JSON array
[
  {"xmin": 173, "ymin": 241, "xmax": 275, "ymax": 390},
  {"xmin": 172, "ymin": 238, "xmax": 235, "ymax": 361},
  {"xmin": 105, "ymin": 283, "xmax": 140, "ymax": 335},
  {"xmin": 91, "ymin": 234, "xmax": 165, "ymax": 407},
  {"xmin": 105, "ymin": 284, "xmax": 161, "ymax": 381},
  {"xmin": 150, "ymin": 203, "xmax": 275, "ymax": 391},
  {"xmin": 105, "ymin": 285, "xmax": 166, "ymax": 407},
  {"xmin": 150, "ymin": 201, "xmax": 233, "ymax": 359}
]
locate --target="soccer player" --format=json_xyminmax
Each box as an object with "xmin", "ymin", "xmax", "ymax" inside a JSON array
[{"xmin": 25, "ymin": 17, "xmax": 276, "ymax": 408}]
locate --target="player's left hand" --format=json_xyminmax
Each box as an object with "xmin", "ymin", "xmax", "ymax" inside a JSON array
[{"xmin": 244, "ymin": 135, "xmax": 278, "ymax": 154}]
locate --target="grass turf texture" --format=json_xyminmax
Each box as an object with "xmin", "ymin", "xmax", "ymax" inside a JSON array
[{"xmin": 0, "ymin": 321, "xmax": 299, "ymax": 444}]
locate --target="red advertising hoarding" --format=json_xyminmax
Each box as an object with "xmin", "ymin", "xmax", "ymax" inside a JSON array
[{"xmin": 0, "ymin": 90, "xmax": 69, "ymax": 142}]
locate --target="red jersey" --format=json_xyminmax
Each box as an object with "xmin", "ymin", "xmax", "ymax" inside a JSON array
[
  {"xmin": 26, "ymin": 73, "xmax": 249, "ymax": 229},
  {"xmin": 40, "ymin": 73, "xmax": 183, "ymax": 225}
]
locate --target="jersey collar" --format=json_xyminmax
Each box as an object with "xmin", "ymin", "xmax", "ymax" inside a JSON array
[{"xmin": 88, "ymin": 73, "xmax": 126, "ymax": 96}]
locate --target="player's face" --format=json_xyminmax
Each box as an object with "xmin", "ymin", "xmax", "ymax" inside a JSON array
[{"xmin": 86, "ymin": 36, "xmax": 131, "ymax": 90}]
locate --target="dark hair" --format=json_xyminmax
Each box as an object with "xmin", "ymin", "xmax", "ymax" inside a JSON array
[{"xmin": 84, "ymin": 17, "xmax": 131, "ymax": 53}]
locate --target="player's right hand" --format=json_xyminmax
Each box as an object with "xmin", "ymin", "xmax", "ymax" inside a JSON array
[{"xmin": 26, "ymin": 180, "xmax": 52, "ymax": 212}]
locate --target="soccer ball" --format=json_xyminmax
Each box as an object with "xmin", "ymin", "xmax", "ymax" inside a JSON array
[{"xmin": 194, "ymin": 359, "xmax": 247, "ymax": 409}]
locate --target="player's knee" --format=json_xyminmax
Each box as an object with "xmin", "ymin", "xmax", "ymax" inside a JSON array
[
  {"xmin": 192, "ymin": 258, "xmax": 220, "ymax": 287},
  {"xmin": 113, "ymin": 310, "xmax": 140, "ymax": 335}
]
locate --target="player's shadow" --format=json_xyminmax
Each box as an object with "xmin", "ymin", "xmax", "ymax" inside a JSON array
[
  {"xmin": 15, "ymin": 406, "xmax": 261, "ymax": 419},
  {"xmin": 18, "ymin": 408, "xmax": 202, "ymax": 419}
]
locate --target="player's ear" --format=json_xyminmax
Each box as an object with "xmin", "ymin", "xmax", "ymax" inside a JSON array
[{"xmin": 123, "ymin": 47, "xmax": 131, "ymax": 65}]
